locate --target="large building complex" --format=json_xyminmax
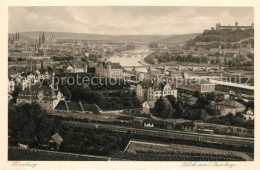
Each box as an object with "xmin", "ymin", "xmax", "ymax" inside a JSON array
[
  {"xmin": 216, "ymin": 22, "xmax": 254, "ymax": 31},
  {"xmin": 137, "ymin": 80, "xmax": 177, "ymax": 102},
  {"xmin": 177, "ymin": 79, "xmax": 215, "ymax": 94},
  {"xmin": 95, "ymin": 61, "xmax": 124, "ymax": 79}
]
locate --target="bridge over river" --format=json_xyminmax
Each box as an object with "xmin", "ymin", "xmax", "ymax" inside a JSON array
[{"xmin": 123, "ymin": 65, "xmax": 225, "ymax": 73}]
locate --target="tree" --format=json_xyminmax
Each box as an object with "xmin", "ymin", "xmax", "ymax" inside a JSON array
[
  {"xmin": 153, "ymin": 97, "xmax": 165, "ymax": 117},
  {"xmin": 194, "ymin": 91, "xmax": 200, "ymax": 98},
  {"xmin": 176, "ymin": 101, "xmax": 186, "ymax": 118},
  {"xmin": 216, "ymin": 56, "xmax": 221, "ymax": 64},
  {"xmin": 200, "ymin": 109, "xmax": 209, "ymax": 121},
  {"xmin": 161, "ymin": 104, "xmax": 174, "ymax": 119},
  {"xmin": 195, "ymin": 95, "xmax": 210, "ymax": 109},
  {"xmin": 153, "ymin": 97, "xmax": 176, "ymax": 118},
  {"xmin": 149, "ymin": 42, "xmax": 159, "ymax": 49},
  {"xmin": 11, "ymin": 85, "xmax": 21, "ymax": 104},
  {"xmin": 167, "ymin": 95, "xmax": 177, "ymax": 107},
  {"xmin": 60, "ymin": 86, "xmax": 72, "ymax": 101},
  {"xmin": 9, "ymin": 103, "xmax": 53, "ymax": 147}
]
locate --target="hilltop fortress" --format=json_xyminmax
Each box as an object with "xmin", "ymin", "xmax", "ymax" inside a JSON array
[{"xmin": 216, "ymin": 22, "xmax": 254, "ymax": 31}]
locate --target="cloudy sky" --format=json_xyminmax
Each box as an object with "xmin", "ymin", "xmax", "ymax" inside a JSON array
[{"xmin": 9, "ymin": 6, "xmax": 254, "ymax": 35}]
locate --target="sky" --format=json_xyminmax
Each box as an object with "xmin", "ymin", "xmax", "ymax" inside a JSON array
[{"xmin": 8, "ymin": 6, "xmax": 254, "ymax": 35}]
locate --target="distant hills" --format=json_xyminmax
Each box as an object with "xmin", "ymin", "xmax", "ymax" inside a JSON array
[
  {"xmin": 10, "ymin": 31, "xmax": 198, "ymax": 45},
  {"xmin": 111, "ymin": 35, "xmax": 173, "ymax": 44},
  {"xmin": 154, "ymin": 33, "xmax": 201, "ymax": 45},
  {"xmin": 17, "ymin": 32, "xmax": 113, "ymax": 41}
]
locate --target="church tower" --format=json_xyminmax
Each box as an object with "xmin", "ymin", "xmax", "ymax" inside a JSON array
[
  {"xmin": 107, "ymin": 62, "xmax": 112, "ymax": 78},
  {"xmin": 85, "ymin": 63, "xmax": 88, "ymax": 73},
  {"xmin": 39, "ymin": 32, "xmax": 42, "ymax": 47},
  {"xmin": 42, "ymin": 32, "xmax": 46, "ymax": 44},
  {"xmin": 216, "ymin": 23, "xmax": 220, "ymax": 30}
]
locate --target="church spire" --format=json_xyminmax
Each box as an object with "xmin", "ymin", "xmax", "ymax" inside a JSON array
[
  {"xmin": 42, "ymin": 32, "xmax": 45, "ymax": 44},
  {"xmin": 39, "ymin": 32, "xmax": 42, "ymax": 46}
]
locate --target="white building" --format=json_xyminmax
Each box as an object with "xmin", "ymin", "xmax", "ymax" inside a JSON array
[
  {"xmin": 8, "ymin": 80, "xmax": 15, "ymax": 93},
  {"xmin": 66, "ymin": 62, "xmax": 87, "ymax": 73},
  {"xmin": 147, "ymin": 82, "xmax": 177, "ymax": 101},
  {"xmin": 142, "ymin": 101, "xmax": 155, "ymax": 114},
  {"xmin": 137, "ymin": 81, "xmax": 177, "ymax": 102},
  {"xmin": 17, "ymin": 83, "xmax": 63, "ymax": 111},
  {"xmin": 243, "ymin": 108, "xmax": 254, "ymax": 120}
]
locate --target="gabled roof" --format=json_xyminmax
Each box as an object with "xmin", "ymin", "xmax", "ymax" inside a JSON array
[
  {"xmin": 82, "ymin": 103, "xmax": 102, "ymax": 113},
  {"xmin": 143, "ymin": 101, "xmax": 155, "ymax": 109},
  {"xmin": 51, "ymin": 133, "xmax": 63, "ymax": 145},
  {"xmin": 54, "ymin": 101, "xmax": 102, "ymax": 113},
  {"xmin": 55, "ymin": 100, "xmax": 67, "ymax": 111},
  {"xmin": 68, "ymin": 101, "xmax": 82, "ymax": 111},
  {"xmin": 19, "ymin": 83, "xmax": 59, "ymax": 98}
]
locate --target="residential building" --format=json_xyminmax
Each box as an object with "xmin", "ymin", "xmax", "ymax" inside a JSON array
[
  {"xmin": 143, "ymin": 119, "xmax": 175, "ymax": 129},
  {"xmin": 16, "ymin": 83, "xmax": 63, "ymax": 111},
  {"xmin": 8, "ymin": 80, "xmax": 15, "ymax": 93},
  {"xmin": 66, "ymin": 62, "xmax": 87, "ymax": 73},
  {"xmin": 73, "ymin": 61, "xmax": 87, "ymax": 73},
  {"xmin": 136, "ymin": 80, "xmax": 152, "ymax": 102},
  {"xmin": 142, "ymin": 101, "xmax": 155, "ymax": 114},
  {"xmin": 243, "ymin": 108, "xmax": 254, "ymax": 120},
  {"xmin": 181, "ymin": 122, "xmax": 198, "ymax": 132},
  {"xmin": 137, "ymin": 80, "xmax": 177, "ymax": 102},
  {"xmin": 48, "ymin": 133, "xmax": 63, "ymax": 151},
  {"xmin": 147, "ymin": 82, "xmax": 177, "ymax": 101},
  {"xmin": 66, "ymin": 65, "xmax": 74, "ymax": 73},
  {"xmin": 37, "ymin": 71, "xmax": 52, "ymax": 80}
]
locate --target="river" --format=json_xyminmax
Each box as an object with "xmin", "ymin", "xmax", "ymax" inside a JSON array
[{"xmin": 108, "ymin": 47, "xmax": 150, "ymax": 72}]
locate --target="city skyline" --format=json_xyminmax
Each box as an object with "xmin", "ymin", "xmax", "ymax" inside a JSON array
[{"xmin": 9, "ymin": 6, "xmax": 254, "ymax": 35}]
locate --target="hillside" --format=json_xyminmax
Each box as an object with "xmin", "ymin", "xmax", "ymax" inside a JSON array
[
  {"xmin": 155, "ymin": 33, "xmax": 201, "ymax": 45},
  {"xmin": 112, "ymin": 35, "xmax": 173, "ymax": 44},
  {"xmin": 8, "ymin": 33, "xmax": 35, "ymax": 42},
  {"xmin": 16, "ymin": 32, "xmax": 173, "ymax": 44},
  {"xmin": 19, "ymin": 32, "xmax": 113, "ymax": 41},
  {"xmin": 191, "ymin": 29, "xmax": 254, "ymax": 43}
]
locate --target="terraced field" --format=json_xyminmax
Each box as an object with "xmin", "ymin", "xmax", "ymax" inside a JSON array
[{"xmin": 120, "ymin": 140, "xmax": 252, "ymax": 161}]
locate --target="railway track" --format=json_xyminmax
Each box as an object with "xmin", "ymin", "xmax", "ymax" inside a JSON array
[{"xmin": 61, "ymin": 120, "xmax": 254, "ymax": 147}]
